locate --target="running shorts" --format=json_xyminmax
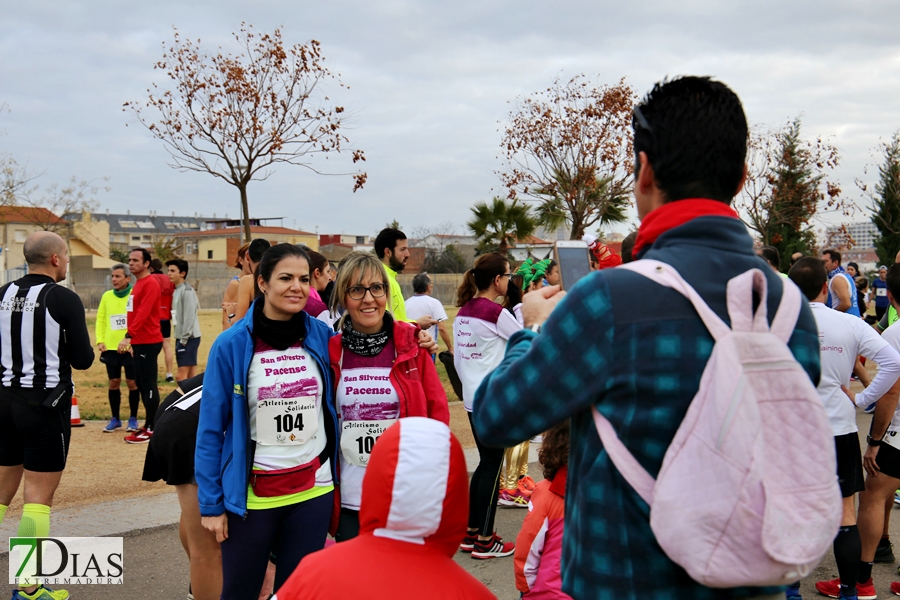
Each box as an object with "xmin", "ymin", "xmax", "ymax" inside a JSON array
[
  {"xmin": 876, "ymin": 432, "xmax": 900, "ymax": 480},
  {"xmin": 160, "ymin": 319, "xmax": 171, "ymax": 339},
  {"xmin": 835, "ymin": 432, "xmax": 865, "ymax": 498},
  {"xmin": 175, "ymin": 337, "xmax": 200, "ymax": 367},
  {"xmin": 101, "ymin": 350, "xmax": 135, "ymax": 381},
  {"xmin": 142, "ymin": 388, "xmax": 198, "ymax": 486},
  {"xmin": 0, "ymin": 386, "xmax": 72, "ymax": 472}
]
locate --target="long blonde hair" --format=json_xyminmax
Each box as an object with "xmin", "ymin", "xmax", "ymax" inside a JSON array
[{"xmin": 330, "ymin": 251, "xmax": 392, "ymax": 327}]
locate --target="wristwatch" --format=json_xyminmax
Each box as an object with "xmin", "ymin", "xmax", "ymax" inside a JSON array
[
  {"xmin": 530, "ymin": 323, "xmax": 542, "ymax": 334},
  {"xmin": 867, "ymin": 434, "xmax": 883, "ymax": 447}
]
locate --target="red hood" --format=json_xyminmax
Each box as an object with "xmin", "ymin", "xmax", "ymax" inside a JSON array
[{"xmin": 358, "ymin": 417, "xmax": 468, "ymax": 557}]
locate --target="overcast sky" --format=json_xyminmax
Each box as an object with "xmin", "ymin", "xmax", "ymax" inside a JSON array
[{"xmin": 2, "ymin": 1, "xmax": 899, "ymax": 239}]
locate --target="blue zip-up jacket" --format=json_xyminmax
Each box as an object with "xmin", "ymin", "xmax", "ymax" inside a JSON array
[
  {"xmin": 473, "ymin": 216, "xmax": 822, "ymax": 600},
  {"xmin": 195, "ymin": 298, "xmax": 338, "ymax": 517}
]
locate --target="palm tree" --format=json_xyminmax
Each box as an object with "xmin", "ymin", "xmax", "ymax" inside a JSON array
[
  {"xmin": 532, "ymin": 166, "xmax": 630, "ymax": 239},
  {"xmin": 467, "ymin": 197, "xmax": 537, "ymax": 255}
]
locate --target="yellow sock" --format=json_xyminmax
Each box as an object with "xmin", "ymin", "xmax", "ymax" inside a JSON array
[
  {"xmin": 18, "ymin": 503, "xmax": 50, "ymax": 538},
  {"xmin": 0, "ymin": 503, "xmax": 7, "ymax": 525}
]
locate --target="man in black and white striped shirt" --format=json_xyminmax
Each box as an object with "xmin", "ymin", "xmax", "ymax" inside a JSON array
[{"xmin": 0, "ymin": 231, "xmax": 93, "ymax": 599}]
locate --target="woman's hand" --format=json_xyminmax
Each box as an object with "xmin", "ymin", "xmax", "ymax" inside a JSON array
[
  {"xmin": 202, "ymin": 514, "xmax": 229, "ymax": 543},
  {"xmin": 416, "ymin": 330, "xmax": 439, "ymax": 354}
]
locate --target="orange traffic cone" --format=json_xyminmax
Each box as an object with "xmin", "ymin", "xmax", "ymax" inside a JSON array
[{"xmin": 70, "ymin": 396, "xmax": 84, "ymax": 427}]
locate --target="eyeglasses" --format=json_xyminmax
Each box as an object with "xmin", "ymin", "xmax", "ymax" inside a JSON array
[
  {"xmin": 347, "ymin": 283, "xmax": 387, "ymax": 300},
  {"xmin": 500, "ymin": 273, "xmax": 513, "ymax": 278}
]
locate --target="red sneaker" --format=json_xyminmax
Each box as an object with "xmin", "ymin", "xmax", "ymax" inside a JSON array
[
  {"xmin": 890, "ymin": 580, "xmax": 900, "ymax": 595},
  {"xmin": 459, "ymin": 534, "xmax": 476, "ymax": 553},
  {"xmin": 471, "ymin": 534, "xmax": 514, "ymax": 559},
  {"xmin": 816, "ymin": 576, "xmax": 877, "ymax": 599},
  {"xmin": 124, "ymin": 427, "xmax": 153, "ymax": 444}
]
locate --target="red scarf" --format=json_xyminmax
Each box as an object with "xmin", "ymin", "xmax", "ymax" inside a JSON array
[{"xmin": 632, "ymin": 198, "xmax": 739, "ymax": 259}]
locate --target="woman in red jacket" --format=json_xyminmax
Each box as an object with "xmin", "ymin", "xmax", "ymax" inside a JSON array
[{"xmin": 328, "ymin": 251, "xmax": 449, "ymax": 542}]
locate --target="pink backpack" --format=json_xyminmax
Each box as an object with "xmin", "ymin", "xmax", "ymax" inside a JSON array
[{"xmin": 594, "ymin": 259, "xmax": 841, "ymax": 588}]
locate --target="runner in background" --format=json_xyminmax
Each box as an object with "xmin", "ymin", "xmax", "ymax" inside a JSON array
[
  {"xmin": 166, "ymin": 259, "xmax": 201, "ymax": 382},
  {"xmin": 874, "ymin": 266, "xmax": 890, "ymax": 322},
  {"xmin": 454, "ymin": 252, "xmax": 521, "ymax": 559},
  {"xmin": 374, "ymin": 227, "xmax": 437, "ymax": 330},
  {"xmin": 0, "ymin": 231, "xmax": 94, "ymax": 600},
  {"xmin": 123, "ymin": 248, "xmax": 163, "ymax": 444},
  {"xmin": 303, "ymin": 248, "xmax": 334, "ymax": 324},
  {"xmin": 96, "ymin": 263, "xmax": 140, "ymax": 433},
  {"xmin": 405, "ymin": 272, "xmax": 452, "ymax": 357},
  {"xmin": 150, "ymin": 258, "xmax": 176, "ymax": 382},
  {"xmin": 232, "ymin": 239, "xmax": 272, "ymax": 324},
  {"xmin": 142, "ymin": 374, "xmax": 221, "ymax": 600},
  {"xmin": 222, "ymin": 242, "xmax": 251, "ymax": 330},
  {"xmin": 328, "ymin": 253, "xmax": 448, "ymax": 541}
]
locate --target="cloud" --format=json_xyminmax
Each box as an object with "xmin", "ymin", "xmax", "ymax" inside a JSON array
[{"xmin": 1, "ymin": 0, "xmax": 899, "ymax": 238}]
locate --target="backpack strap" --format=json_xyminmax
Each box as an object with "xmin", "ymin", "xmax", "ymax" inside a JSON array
[
  {"xmin": 769, "ymin": 278, "xmax": 803, "ymax": 344},
  {"xmin": 725, "ymin": 269, "xmax": 770, "ymax": 333},
  {"xmin": 592, "ymin": 406, "xmax": 655, "ymax": 505},
  {"xmin": 618, "ymin": 260, "xmax": 731, "ymax": 341}
]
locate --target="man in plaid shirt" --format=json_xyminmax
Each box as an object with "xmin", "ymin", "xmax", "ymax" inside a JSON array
[{"xmin": 473, "ymin": 77, "xmax": 821, "ymax": 600}]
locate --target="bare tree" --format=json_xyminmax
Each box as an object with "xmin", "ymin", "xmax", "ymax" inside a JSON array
[
  {"xmin": 124, "ymin": 24, "xmax": 366, "ymax": 242},
  {"xmin": 17, "ymin": 176, "xmax": 107, "ymax": 234},
  {"xmin": 498, "ymin": 75, "xmax": 636, "ymax": 239}
]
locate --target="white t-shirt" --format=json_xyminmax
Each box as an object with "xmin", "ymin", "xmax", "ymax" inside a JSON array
[
  {"xmin": 247, "ymin": 340, "xmax": 332, "ymax": 486},
  {"xmin": 335, "ymin": 339, "xmax": 400, "ymax": 510},
  {"xmin": 454, "ymin": 297, "xmax": 522, "ymax": 411},
  {"xmin": 404, "ymin": 294, "xmax": 448, "ymax": 343},
  {"xmin": 810, "ymin": 302, "xmax": 890, "ymax": 436},
  {"xmin": 876, "ymin": 325, "xmax": 900, "ymax": 441}
]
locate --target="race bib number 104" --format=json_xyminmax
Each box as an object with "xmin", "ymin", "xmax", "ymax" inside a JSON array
[{"xmin": 256, "ymin": 396, "xmax": 318, "ymax": 445}]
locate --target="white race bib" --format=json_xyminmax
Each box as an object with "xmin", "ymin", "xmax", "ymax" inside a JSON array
[
  {"xmin": 110, "ymin": 314, "xmax": 127, "ymax": 331},
  {"xmin": 255, "ymin": 396, "xmax": 319, "ymax": 445},
  {"xmin": 340, "ymin": 419, "xmax": 396, "ymax": 467},
  {"xmin": 126, "ymin": 296, "xmax": 134, "ymax": 312},
  {"xmin": 878, "ymin": 288, "xmax": 888, "ymax": 297}
]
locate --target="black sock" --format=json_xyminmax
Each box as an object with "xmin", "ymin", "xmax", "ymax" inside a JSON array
[
  {"xmin": 858, "ymin": 560, "xmax": 874, "ymax": 584},
  {"xmin": 834, "ymin": 525, "xmax": 861, "ymax": 596},
  {"xmin": 128, "ymin": 389, "xmax": 140, "ymax": 418},
  {"xmin": 108, "ymin": 389, "xmax": 121, "ymax": 420}
]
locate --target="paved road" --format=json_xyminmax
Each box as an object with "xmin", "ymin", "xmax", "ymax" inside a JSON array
[{"xmin": 6, "ymin": 412, "xmax": 900, "ymax": 598}]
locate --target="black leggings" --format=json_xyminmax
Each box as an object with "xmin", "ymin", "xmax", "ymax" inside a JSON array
[
  {"xmin": 221, "ymin": 491, "xmax": 333, "ymax": 599},
  {"xmin": 131, "ymin": 343, "xmax": 161, "ymax": 429},
  {"xmin": 467, "ymin": 412, "xmax": 504, "ymax": 537}
]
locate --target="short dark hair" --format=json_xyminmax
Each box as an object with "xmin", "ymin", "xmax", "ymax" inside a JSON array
[
  {"xmin": 150, "ymin": 258, "xmax": 164, "ymax": 273},
  {"xmin": 887, "ymin": 265, "xmax": 900, "ymax": 300},
  {"xmin": 620, "ymin": 231, "xmax": 638, "ymax": 264},
  {"xmin": 412, "ymin": 272, "xmax": 431, "ymax": 294},
  {"xmin": 130, "ymin": 248, "xmax": 151, "ymax": 264},
  {"xmin": 374, "ymin": 228, "xmax": 406, "ymax": 259},
  {"xmin": 757, "ymin": 246, "xmax": 780, "ymax": 270},
  {"xmin": 633, "ymin": 76, "xmax": 748, "ymax": 203},
  {"xmin": 165, "ymin": 258, "xmax": 189, "ymax": 277},
  {"xmin": 821, "ymin": 248, "xmax": 841, "ymax": 264},
  {"xmin": 847, "ymin": 261, "xmax": 859, "ymax": 274},
  {"xmin": 248, "ymin": 239, "xmax": 271, "ymax": 264},
  {"xmin": 788, "ymin": 257, "xmax": 828, "ymax": 301}
]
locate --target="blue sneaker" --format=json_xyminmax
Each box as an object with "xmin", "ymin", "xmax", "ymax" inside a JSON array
[
  {"xmin": 786, "ymin": 582, "xmax": 802, "ymax": 599},
  {"xmin": 864, "ymin": 401, "xmax": 877, "ymax": 414},
  {"xmin": 126, "ymin": 417, "xmax": 139, "ymax": 432},
  {"xmin": 103, "ymin": 417, "xmax": 122, "ymax": 433}
]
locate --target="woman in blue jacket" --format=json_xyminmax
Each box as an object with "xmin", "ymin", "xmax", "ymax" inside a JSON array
[{"xmin": 195, "ymin": 243, "xmax": 340, "ymax": 599}]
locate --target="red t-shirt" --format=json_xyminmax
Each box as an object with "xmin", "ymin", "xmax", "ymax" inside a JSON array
[
  {"xmin": 151, "ymin": 272, "xmax": 175, "ymax": 320},
  {"xmin": 128, "ymin": 276, "xmax": 163, "ymax": 344}
]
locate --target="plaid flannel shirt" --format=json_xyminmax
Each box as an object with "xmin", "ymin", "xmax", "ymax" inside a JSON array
[{"xmin": 473, "ymin": 217, "xmax": 821, "ymax": 600}]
